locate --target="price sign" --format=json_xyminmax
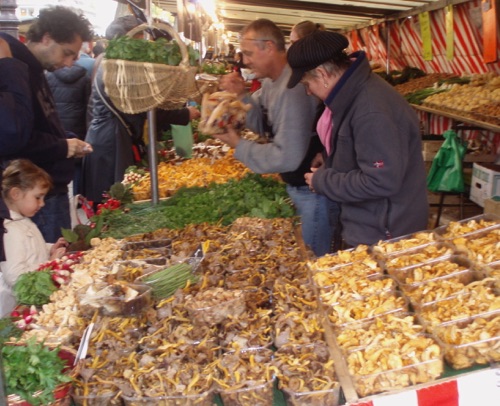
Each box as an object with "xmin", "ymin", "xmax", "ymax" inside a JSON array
[
  {"xmin": 482, "ymin": 0, "xmax": 497, "ymax": 62},
  {"xmin": 420, "ymin": 12, "xmax": 432, "ymax": 61},
  {"xmin": 446, "ymin": 5, "xmax": 454, "ymax": 60}
]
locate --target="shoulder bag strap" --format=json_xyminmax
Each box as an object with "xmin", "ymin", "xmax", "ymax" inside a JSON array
[{"xmin": 92, "ymin": 58, "xmax": 134, "ymax": 138}]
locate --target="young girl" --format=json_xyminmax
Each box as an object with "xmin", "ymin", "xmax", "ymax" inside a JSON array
[{"xmin": 0, "ymin": 159, "xmax": 68, "ymax": 317}]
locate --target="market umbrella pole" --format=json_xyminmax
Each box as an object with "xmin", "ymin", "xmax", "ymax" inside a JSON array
[
  {"xmin": 144, "ymin": 0, "xmax": 159, "ymax": 205},
  {"xmin": 147, "ymin": 109, "xmax": 160, "ymax": 204}
]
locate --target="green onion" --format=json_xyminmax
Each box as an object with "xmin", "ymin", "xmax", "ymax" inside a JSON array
[{"xmin": 141, "ymin": 263, "xmax": 198, "ymax": 300}]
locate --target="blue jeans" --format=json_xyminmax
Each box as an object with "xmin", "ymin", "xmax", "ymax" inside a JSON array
[
  {"xmin": 32, "ymin": 193, "xmax": 71, "ymax": 243},
  {"xmin": 286, "ymin": 184, "xmax": 340, "ymax": 256}
]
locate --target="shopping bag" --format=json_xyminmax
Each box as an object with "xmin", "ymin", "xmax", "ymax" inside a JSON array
[
  {"xmin": 426, "ymin": 130, "xmax": 467, "ymax": 193},
  {"xmin": 171, "ymin": 124, "xmax": 194, "ymax": 158}
]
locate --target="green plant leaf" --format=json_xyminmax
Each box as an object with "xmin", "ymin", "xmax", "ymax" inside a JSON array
[{"xmin": 60, "ymin": 228, "xmax": 78, "ymax": 243}]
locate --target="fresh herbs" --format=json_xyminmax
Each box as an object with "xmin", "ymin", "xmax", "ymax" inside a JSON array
[
  {"xmin": 13, "ymin": 270, "xmax": 57, "ymax": 306},
  {"xmin": 2, "ymin": 338, "xmax": 73, "ymax": 405},
  {"xmin": 101, "ymin": 174, "xmax": 294, "ymax": 239},
  {"xmin": 0, "ymin": 317, "xmax": 23, "ymax": 345},
  {"xmin": 105, "ymin": 36, "xmax": 200, "ymax": 66},
  {"xmin": 201, "ymin": 61, "xmax": 227, "ymax": 75}
]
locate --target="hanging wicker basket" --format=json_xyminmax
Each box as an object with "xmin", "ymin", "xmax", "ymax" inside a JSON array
[{"xmin": 102, "ymin": 22, "xmax": 200, "ymax": 114}]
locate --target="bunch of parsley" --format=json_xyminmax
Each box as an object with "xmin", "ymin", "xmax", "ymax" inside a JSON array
[
  {"xmin": 2, "ymin": 338, "xmax": 72, "ymax": 405},
  {"xmin": 13, "ymin": 270, "xmax": 57, "ymax": 306}
]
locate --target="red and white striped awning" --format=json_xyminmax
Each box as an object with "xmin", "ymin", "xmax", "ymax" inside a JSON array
[{"xmin": 345, "ymin": 0, "xmax": 499, "ymax": 75}]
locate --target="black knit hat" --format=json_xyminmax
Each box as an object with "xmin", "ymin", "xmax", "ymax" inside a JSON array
[{"xmin": 287, "ymin": 30, "xmax": 349, "ymax": 88}]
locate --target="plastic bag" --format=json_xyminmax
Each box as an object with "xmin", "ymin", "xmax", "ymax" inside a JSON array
[
  {"xmin": 426, "ymin": 130, "xmax": 467, "ymax": 193},
  {"xmin": 171, "ymin": 123, "xmax": 194, "ymax": 158}
]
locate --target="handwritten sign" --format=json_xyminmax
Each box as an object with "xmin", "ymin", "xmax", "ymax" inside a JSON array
[
  {"xmin": 420, "ymin": 12, "xmax": 432, "ymax": 61},
  {"xmin": 446, "ymin": 5, "xmax": 454, "ymax": 60}
]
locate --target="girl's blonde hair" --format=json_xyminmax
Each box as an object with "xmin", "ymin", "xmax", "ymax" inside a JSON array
[{"xmin": 1, "ymin": 159, "xmax": 53, "ymax": 200}]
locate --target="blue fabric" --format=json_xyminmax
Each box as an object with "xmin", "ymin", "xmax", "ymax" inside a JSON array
[
  {"xmin": 32, "ymin": 194, "xmax": 71, "ymax": 243},
  {"xmin": 286, "ymin": 184, "xmax": 340, "ymax": 256}
]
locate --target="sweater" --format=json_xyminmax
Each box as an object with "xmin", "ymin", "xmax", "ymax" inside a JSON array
[{"xmin": 235, "ymin": 64, "xmax": 319, "ymax": 185}]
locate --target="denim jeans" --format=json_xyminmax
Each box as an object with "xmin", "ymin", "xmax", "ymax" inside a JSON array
[
  {"xmin": 286, "ymin": 184, "xmax": 340, "ymax": 256},
  {"xmin": 32, "ymin": 193, "xmax": 71, "ymax": 243}
]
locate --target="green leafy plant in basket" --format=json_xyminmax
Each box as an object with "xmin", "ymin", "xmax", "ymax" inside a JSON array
[
  {"xmin": 61, "ymin": 215, "xmax": 104, "ymax": 252},
  {"xmin": 106, "ymin": 36, "xmax": 200, "ymax": 66}
]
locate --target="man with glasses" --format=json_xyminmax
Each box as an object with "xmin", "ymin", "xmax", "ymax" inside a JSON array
[
  {"xmin": 0, "ymin": 6, "xmax": 93, "ymax": 243},
  {"xmin": 215, "ymin": 19, "xmax": 337, "ymax": 256}
]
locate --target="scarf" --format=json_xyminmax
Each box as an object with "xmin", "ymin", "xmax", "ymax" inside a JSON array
[{"xmin": 316, "ymin": 105, "xmax": 333, "ymax": 155}]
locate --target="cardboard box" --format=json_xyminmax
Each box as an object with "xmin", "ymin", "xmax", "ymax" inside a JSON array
[
  {"xmin": 484, "ymin": 197, "xmax": 500, "ymax": 217},
  {"xmin": 423, "ymin": 140, "xmax": 444, "ymax": 153},
  {"xmin": 470, "ymin": 163, "xmax": 500, "ymax": 207}
]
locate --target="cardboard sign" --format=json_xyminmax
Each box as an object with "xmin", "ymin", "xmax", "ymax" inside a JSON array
[
  {"xmin": 482, "ymin": 0, "xmax": 498, "ymax": 63},
  {"xmin": 420, "ymin": 12, "xmax": 432, "ymax": 61},
  {"xmin": 446, "ymin": 5, "xmax": 454, "ymax": 60}
]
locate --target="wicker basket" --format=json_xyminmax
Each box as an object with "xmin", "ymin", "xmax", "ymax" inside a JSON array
[
  {"xmin": 102, "ymin": 22, "xmax": 200, "ymax": 114},
  {"xmin": 6, "ymin": 344, "xmax": 77, "ymax": 406}
]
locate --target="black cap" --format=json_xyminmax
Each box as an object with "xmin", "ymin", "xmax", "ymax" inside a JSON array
[{"xmin": 287, "ymin": 30, "xmax": 349, "ymax": 88}]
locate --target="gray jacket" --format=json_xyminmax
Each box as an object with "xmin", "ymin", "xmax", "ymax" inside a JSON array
[{"xmin": 312, "ymin": 51, "xmax": 429, "ymax": 246}]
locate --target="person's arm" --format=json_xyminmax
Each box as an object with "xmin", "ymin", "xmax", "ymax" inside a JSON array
[
  {"xmin": 156, "ymin": 107, "xmax": 198, "ymax": 128},
  {"xmin": 0, "ymin": 40, "xmax": 34, "ymax": 154},
  {"xmin": 0, "ymin": 39, "xmax": 91, "ymax": 161},
  {"xmin": 233, "ymin": 86, "xmax": 316, "ymax": 174},
  {"xmin": 1, "ymin": 225, "xmax": 39, "ymax": 287},
  {"xmin": 312, "ymin": 111, "xmax": 409, "ymax": 202}
]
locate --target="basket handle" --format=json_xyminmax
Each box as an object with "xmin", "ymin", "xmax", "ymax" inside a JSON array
[{"xmin": 126, "ymin": 22, "xmax": 190, "ymax": 68}]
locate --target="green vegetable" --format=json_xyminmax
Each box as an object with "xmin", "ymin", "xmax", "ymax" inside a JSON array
[
  {"xmin": 141, "ymin": 263, "xmax": 198, "ymax": 300},
  {"xmin": 0, "ymin": 317, "xmax": 23, "ymax": 345},
  {"xmin": 438, "ymin": 76, "xmax": 470, "ymax": 86},
  {"xmin": 405, "ymin": 87, "xmax": 447, "ymax": 105},
  {"xmin": 100, "ymin": 173, "xmax": 294, "ymax": 239},
  {"xmin": 13, "ymin": 270, "xmax": 57, "ymax": 306},
  {"xmin": 105, "ymin": 36, "xmax": 199, "ymax": 66},
  {"xmin": 2, "ymin": 338, "xmax": 73, "ymax": 405},
  {"xmin": 201, "ymin": 61, "xmax": 227, "ymax": 74}
]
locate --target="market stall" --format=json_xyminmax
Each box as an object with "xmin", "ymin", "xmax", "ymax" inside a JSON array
[
  {"xmin": 3, "ymin": 205, "xmax": 500, "ymax": 405},
  {"xmin": 2, "ymin": 1, "xmax": 500, "ymax": 405}
]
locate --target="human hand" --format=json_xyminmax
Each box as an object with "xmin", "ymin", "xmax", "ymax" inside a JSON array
[
  {"xmin": 219, "ymin": 72, "xmax": 246, "ymax": 96},
  {"xmin": 211, "ymin": 126, "xmax": 241, "ymax": 148},
  {"xmin": 304, "ymin": 171, "xmax": 315, "ymax": 192},
  {"xmin": 0, "ymin": 38, "xmax": 12, "ymax": 58},
  {"xmin": 67, "ymin": 138, "xmax": 93, "ymax": 158},
  {"xmin": 50, "ymin": 247, "xmax": 67, "ymax": 260},
  {"xmin": 52, "ymin": 237, "xmax": 68, "ymax": 251},
  {"xmin": 311, "ymin": 152, "xmax": 324, "ymax": 168},
  {"xmin": 50, "ymin": 238, "xmax": 68, "ymax": 259},
  {"xmin": 187, "ymin": 106, "xmax": 201, "ymax": 120}
]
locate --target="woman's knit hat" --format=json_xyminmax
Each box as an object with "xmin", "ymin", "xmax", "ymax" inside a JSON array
[
  {"xmin": 287, "ymin": 30, "xmax": 349, "ymax": 88},
  {"xmin": 105, "ymin": 15, "xmax": 140, "ymax": 40}
]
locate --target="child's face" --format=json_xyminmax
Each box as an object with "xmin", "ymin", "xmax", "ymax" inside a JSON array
[{"xmin": 12, "ymin": 183, "xmax": 48, "ymax": 218}]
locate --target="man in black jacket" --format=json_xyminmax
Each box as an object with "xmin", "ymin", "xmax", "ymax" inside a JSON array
[{"xmin": 0, "ymin": 6, "xmax": 93, "ymax": 244}]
